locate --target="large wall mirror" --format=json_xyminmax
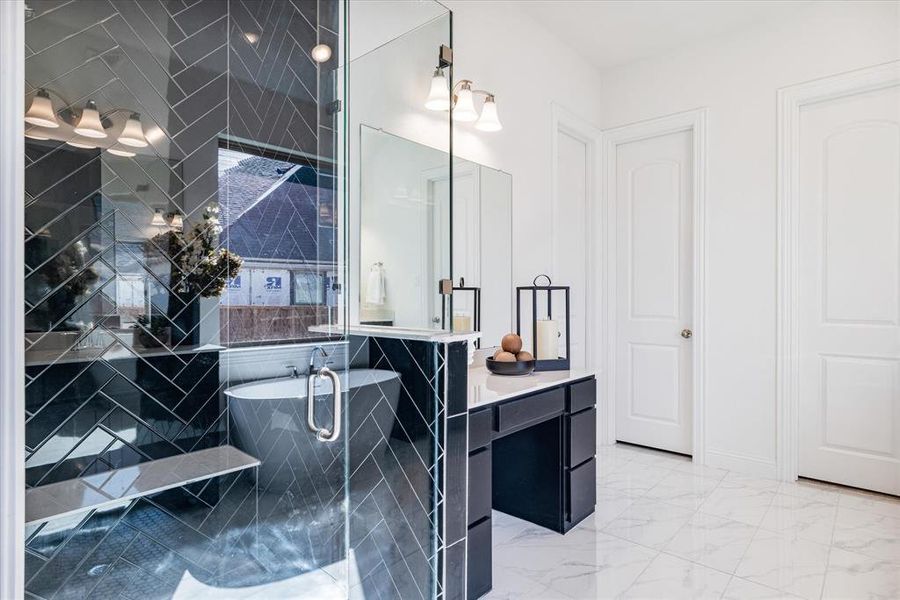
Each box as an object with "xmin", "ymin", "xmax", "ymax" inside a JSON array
[{"xmin": 358, "ymin": 125, "xmax": 513, "ymax": 342}]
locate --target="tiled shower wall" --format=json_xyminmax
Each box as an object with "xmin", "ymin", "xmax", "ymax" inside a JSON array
[{"xmin": 23, "ymin": 0, "xmax": 340, "ymax": 597}]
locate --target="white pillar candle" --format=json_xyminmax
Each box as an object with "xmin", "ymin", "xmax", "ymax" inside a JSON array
[
  {"xmin": 536, "ymin": 318, "xmax": 559, "ymax": 359},
  {"xmin": 452, "ymin": 313, "xmax": 472, "ymax": 332}
]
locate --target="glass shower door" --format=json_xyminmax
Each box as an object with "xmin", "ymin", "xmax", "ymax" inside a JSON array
[{"xmin": 20, "ymin": 0, "xmax": 352, "ymax": 598}]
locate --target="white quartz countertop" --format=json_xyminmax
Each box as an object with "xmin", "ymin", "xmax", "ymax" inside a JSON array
[
  {"xmin": 468, "ymin": 365, "xmax": 595, "ymax": 410},
  {"xmin": 311, "ymin": 324, "xmax": 482, "ymax": 343}
]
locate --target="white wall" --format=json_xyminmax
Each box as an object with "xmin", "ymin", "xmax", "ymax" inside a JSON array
[
  {"xmin": 594, "ymin": 1, "xmax": 900, "ymax": 475},
  {"xmin": 347, "ymin": 0, "xmax": 605, "ymax": 339},
  {"xmin": 443, "ymin": 1, "xmax": 606, "ymax": 287}
]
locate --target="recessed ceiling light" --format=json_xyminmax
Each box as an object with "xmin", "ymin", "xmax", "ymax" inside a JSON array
[{"xmin": 311, "ymin": 43, "xmax": 332, "ymax": 63}]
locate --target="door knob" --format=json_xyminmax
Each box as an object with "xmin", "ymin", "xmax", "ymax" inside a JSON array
[{"xmin": 681, "ymin": 329, "xmax": 693, "ymax": 339}]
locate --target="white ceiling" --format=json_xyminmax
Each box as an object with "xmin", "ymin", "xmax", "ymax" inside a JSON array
[{"xmin": 517, "ymin": 0, "xmax": 813, "ymax": 71}]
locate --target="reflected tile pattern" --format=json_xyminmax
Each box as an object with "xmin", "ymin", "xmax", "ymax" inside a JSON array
[{"xmin": 485, "ymin": 443, "xmax": 900, "ymax": 600}]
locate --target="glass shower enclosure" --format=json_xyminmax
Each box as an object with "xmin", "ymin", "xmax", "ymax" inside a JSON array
[{"xmin": 16, "ymin": 0, "xmax": 452, "ymax": 599}]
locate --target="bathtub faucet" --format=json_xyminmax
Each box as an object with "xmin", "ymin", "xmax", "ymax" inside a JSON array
[
  {"xmin": 309, "ymin": 346, "xmax": 331, "ymax": 373},
  {"xmin": 284, "ymin": 364, "xmax": 301, "ymax": 378}
]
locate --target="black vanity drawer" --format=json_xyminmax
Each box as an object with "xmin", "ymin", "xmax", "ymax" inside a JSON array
[
  {"xmin": 468, "ymin": 446, "xmax": 492, "ymax": 526},
  {"xmin": 567, "ymin": 407, "xmax": 596, "ymax": 468},
  {"xmin": 568, "ymin": 378, "xmax": 596, "ymax": 413},
  {"xmin": 469, "ymin": 408, "xmax": 493, "ymax": 451},
  {"xmin": 494, "ymin": 387, "xmax": 565, "ymax": 434},
  {"xmin": 467, "ymin": 517, "xmax": 492, "ymax": 600},
  {"xmin": 567, "ymin": 456, "xmax": 596, "ymax": 526}
]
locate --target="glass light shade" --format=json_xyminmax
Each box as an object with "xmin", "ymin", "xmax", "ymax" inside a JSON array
[
  {"xmin": 25, "ymin": 128, "xmax": 49, "ymax": 141},
  {"xmin": 453, "ymin": 84, "xmax": 478, "ymax": 122},
  {"xmin": 66, "ymin": 139, "xmax": 97, "ymax": 149},
  {"xmin": 424, "ymin": 69, "xmax": 450, "ymax": 111},
  {"xmin": 169, "ymin": 212, "xmax": 184, "ymax": 229},
  {"xmin": 311, "ymin": 44, "xmax": 332, "ymax": 63},
  {"xmin": 117, "ymin": 113, "xmax": 147, "ymax": 148},
  {"xmin": 108, "ymin": 146, "xmax": 136, "ymax": 157},
  {"xmin": 25, "ymin": 90, "xmax": 59, "ymax": 128},
  {"xmin": 151, "ymin": 209, "xmax": 167, "ymax": 227},
  {"xmin": 475, "ymin": 96, "xmax": 503, "ymax": 132},
  {"xmin": 73, "ymin": 100, "xmax": 107, "ymax": 138}
]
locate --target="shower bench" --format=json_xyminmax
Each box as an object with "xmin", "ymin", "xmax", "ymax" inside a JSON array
[{"xmin": 25, "ymin": 445, "xmax": 259, "ymax": 525}]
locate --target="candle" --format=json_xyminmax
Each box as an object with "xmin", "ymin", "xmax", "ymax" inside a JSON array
[
  {"xmin": 453, "ymin": 313, "xmax": 472, "ymax": 332},
  {"xmin": 536, "ymin": 318, "xmax": 558, "ymax": 359}
]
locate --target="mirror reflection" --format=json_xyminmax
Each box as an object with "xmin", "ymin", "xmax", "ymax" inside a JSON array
[{"xmin": 358, "ymin": 125, "xmax": 512, "ymax": 340}]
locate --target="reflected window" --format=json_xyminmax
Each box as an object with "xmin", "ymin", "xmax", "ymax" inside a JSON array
[{"xmin": 218, "ymin": 141, "xmax": 337, "ymax": 345}]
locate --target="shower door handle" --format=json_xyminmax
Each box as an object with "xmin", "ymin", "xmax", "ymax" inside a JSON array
[{"xmin": 307, "ymin": 367, "xmax": 342, "ymax": 442}]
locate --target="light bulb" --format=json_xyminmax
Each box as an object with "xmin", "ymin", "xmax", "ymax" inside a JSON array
[
  {"xmin": 108, "ymin": 146, "xmax": 136, "ymax": 157},
  {"xmin": 117, "ymin": 113, "xmax": 147, "ymax": 148},
  {"xmin": 424, "ymin": 68, "xmax": 450, "ymax": 111},
  {"xmin": 73, "ymin": 100, "xmax": 107, "ymax": 139},
  {"xmin": 311, "ymin": 44, "xmax": 332, "ymax": 63},
  {"xmin": 452, "ymin": 82, "xmax": 478, "ymax": 122},
  {"xmin": 151, "ymin": 209, "xmax": 167, "ymax": 227},
  {"xmin": 475, "ymin": 95, "xmax": 503, "ymax": 132},
  {"xmin": 24, "ymin": 89, "xmax": 59, "ymax": 128}
]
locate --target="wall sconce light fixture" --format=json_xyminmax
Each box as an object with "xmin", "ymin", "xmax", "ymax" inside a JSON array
[
  {"xmin": 169, "ymin": 211, "xmax": 184, "ymax": 230},
  {"xmin": 424, "ymin": 73, "xmax": 502, "ymax": 132},
  {"xmin": 151, "ymin": 209, "xmax": 168, "ymax": 227},
  {"xmin": 24, "ymin": 88, "xmax": 149, "ymax": 151},
  {"xmin": 24, "ymin": 89, "xmax": 59, "ymax": 128},
  {"xmin": 73, "ymin": 100, "xmax": 107, "ymax": 138}
]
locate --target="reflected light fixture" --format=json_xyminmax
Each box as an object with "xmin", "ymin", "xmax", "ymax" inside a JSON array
[
  {"xmin": 311, "ymin": 43, "xmax": 332, "ymax": 63},
  {"xmin": 24, "ymin": 89, "xmax": 59, "ymax": 128},
  {"xmin": 452, "ymin": 80, "xmax": 478, "ymax": 122},
  {"xmin": 244, "ymin": 31, "xmax": 259, "ymax": 44},
  {"xmin": 25, "ymin": 128, "xmax": 50, "ymax": 141},
  {"xmin": 475, "ymin": 94, "xmax": 502, "ymax": 132},
  {"xmin": 151, "ymin": 209, "xmax": 167, "ymax": 227},
  {"xmin": 169, "ymin": 211, "xmax": 184, "ymax": 229},
  {"xmin": 424, "ymin": 68, "xmax": 450, "ymax": 111},
  {"xmin": 66, "ymin": 140, "xmax": 97, "ymax": 149},
  {"xmin": 108, "ymin": 146, "xmax": 136, "ymax": 158},
  {"xmin": 117, "ymin": 113, "xmax": 148, "ymax": 147},
  {"xmin": 73, "ymin": 100, "xmax": 107, "ymax": 139}
]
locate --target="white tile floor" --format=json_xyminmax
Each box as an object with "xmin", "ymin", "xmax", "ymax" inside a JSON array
[{"xmin": 484, "ymin": 443, "xmax": 900, "ymax": 600}]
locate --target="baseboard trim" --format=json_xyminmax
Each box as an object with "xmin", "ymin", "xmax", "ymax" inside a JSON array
[{"xmin": 706, "ymin": 449, "xmax": 777, "ymax": 479}]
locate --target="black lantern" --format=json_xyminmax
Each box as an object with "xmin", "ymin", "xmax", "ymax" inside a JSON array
[
  {"xmin": 442, "ymin": 277, "xmax": 482, "ymax": 348},
  {"xmin": 516, "ymin": 274, "xmax": 570, "ymax": 371}
]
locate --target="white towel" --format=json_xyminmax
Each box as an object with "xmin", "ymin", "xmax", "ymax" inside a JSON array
[{"xmin": 366, "ymin": 263, "xmax": 386, "ymax": 305}]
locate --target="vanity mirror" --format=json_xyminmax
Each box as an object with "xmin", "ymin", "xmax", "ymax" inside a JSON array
[{"xmin": 358, "ymin": 125, "xmax": 513, "ymax": 342}]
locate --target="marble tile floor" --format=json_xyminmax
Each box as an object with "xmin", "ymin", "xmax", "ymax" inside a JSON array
[{"xmin": 485, "ymin": 443, "xmax": 900, "ymax": 600}]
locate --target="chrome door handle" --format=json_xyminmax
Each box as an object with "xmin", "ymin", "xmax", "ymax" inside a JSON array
[
  {"xmin": 681, "ymin": 329, "xmax": 693, "ymax": 339},
  {"xmin": 306, "ymin": 367, "xmax": 342, "ymax": 442}
]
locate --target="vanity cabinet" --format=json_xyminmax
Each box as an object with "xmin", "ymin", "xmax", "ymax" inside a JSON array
[{"xmin": 466, "ymin": 375, "xmax": 597, "ymax": 600}]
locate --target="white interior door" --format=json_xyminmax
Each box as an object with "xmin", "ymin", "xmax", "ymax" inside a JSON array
[
  {"xmin": 555, "ymin": 131, "xmax": 589, "ymax": 370},
  {"xmin": 798, "ymin": 83, "xmax": 900, "ymax": 496},
  {"xmin": 614, "ymin": 129, "xmax": 694, "ymax": 454}
]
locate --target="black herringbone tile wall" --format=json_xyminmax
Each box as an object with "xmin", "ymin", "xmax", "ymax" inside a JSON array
[
  {"xmin": 347, "ymin": 336, "xmax": 446, "ymax": 600},
  {"xmin": 22, "ymin": 0, "xmax": 360, "ymax": 598}
]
